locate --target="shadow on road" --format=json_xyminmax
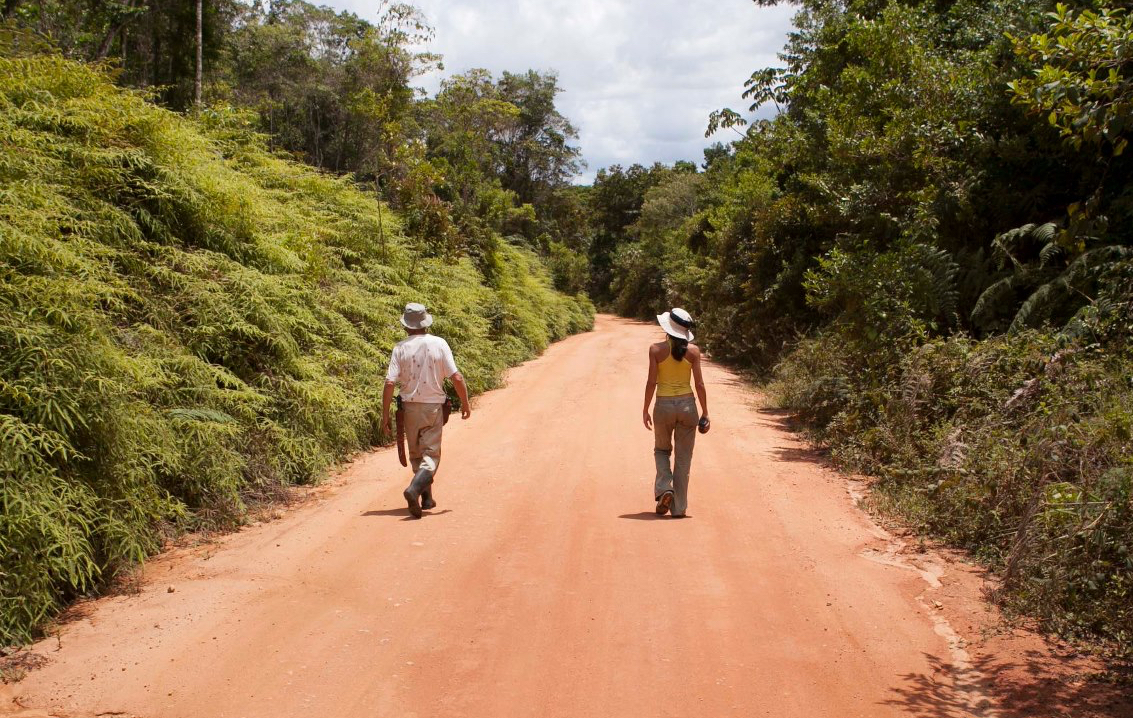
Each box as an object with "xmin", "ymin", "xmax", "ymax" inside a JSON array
[
  {"xmin": 362, "ymin": 509, "xmax": 453, "ymax": 520},
  {"xmin": 884, "ymin": 651, "xmax": 1133, "ymax": 718},
  {"xmin": 618, "ymin": 512, "xmax": 692, "ymax": 521},
  {"xmin": 771, "ymin": 445, "xmax": 831, "ymax": 464},
  {"xmin": 753, "ymin": 408, "xmax": 835, "ymax": 466},
  {"xmin": 755, "ymin": 407, "xmax": 806, "ymax": 430}
]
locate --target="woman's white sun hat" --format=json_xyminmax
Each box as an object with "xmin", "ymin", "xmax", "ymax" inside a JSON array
[
  {"xmin": 657, "ymin": 307, "xmax": 695, "ymax": 342},
  {"xmin": 400, "ymin": 302, "xmax": 434, "ymax": 330}
]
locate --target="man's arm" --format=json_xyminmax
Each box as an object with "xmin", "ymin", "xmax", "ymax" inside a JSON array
[
  {"xmin": 451, "ymin": 372, "xmax": 472, "ymax": 419},
  {"xmin": 643, "ymin": 346, "xmax": 658, "ymax": 430},
  {"xmin": 439, "ymin": 339, "xmax": 471, "ymax": 420},
  {"xmin": 381, "ymin": 344, "xmax": 399, "ymax": 439},
  {"xmin": 381, "ymin": 380, "xmax": 396, "ymax": 439}
]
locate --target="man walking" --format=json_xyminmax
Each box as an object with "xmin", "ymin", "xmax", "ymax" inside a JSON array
[{"xmin": 382, "ymin": 303, "xmax": 471, "ymax": 518}]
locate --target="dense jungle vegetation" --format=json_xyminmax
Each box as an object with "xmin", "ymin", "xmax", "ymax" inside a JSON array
[
  {"xmin": 2, "ymin": 0, "xmax": 1131, "ymax": 655},
  {"xmin": 0, "ymin": 2, "xmax": 592, "ymax": 643},
  {"xmin": 589, "ymin": 0, "xmax": 1133, "ymax": 650}
]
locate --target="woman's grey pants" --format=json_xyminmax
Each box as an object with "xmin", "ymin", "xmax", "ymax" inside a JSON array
[{"xmin": 653, "ymin": 396, "xmax": 698, "ymax": 515}]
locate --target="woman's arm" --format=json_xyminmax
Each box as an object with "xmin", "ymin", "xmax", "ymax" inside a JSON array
[
  {"xmin": 690, "ymin": 346, "xmax": 708, "ymax": 423},
  {"xmin": 643, "ymin": 346, "xmax": 659, "ymax": 430}
]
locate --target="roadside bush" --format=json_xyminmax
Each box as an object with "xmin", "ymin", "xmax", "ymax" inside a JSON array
[
  {"xmin": 547, "ymin": 241, "xmax": 589, "ymax": 295},
  {"xmin": 0, "ymin": 55, "xmax": 592, "ymax": 644},
  {"xmin": 772, "ymin": 306, "xmax": 1133, "ymax": 647}
]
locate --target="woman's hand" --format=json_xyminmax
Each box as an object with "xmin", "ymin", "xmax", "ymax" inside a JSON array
[{"xmin": 643, "ymin": 408, "xmax": 653, "ymax": 430}]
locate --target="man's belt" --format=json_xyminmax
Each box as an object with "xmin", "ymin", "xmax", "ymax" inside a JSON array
[{"xmin": 394, "ymin": 395, "xmax": 407, "ymax": 467}]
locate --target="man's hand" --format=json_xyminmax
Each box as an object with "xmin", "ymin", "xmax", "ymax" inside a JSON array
[
  {"xmin": 643, "ymin": 408, "xmax": 652, "ymax": 430},
  {"xmin": 461, "ymin": 404, "xmax": 472, "ymax": 420}
]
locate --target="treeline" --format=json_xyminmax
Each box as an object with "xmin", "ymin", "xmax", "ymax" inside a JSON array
[
  {"xmin": 0, "ymin": 1, "xmax": 597, "ymax": 642},
  {"xmin": 0, "ymin": 0, "xmax": 592, "ymax": 286},
  {"xmin": 587, "ymin": 0, "xmax": 1132, "ymax": 648}
]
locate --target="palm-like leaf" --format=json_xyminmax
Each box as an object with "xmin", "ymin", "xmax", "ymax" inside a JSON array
[{"xmin": 1009, "ymin": 245, "xmax": 1133, "ymax": 332}]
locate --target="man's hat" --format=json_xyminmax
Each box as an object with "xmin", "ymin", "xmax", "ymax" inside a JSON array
[
  {"xmin": 657, "ymin": 307, "xmax": 695, "ymax": 342},
  {"xmin": 400, "ymin": 302, "xmax": 434, "ymax": 330}
]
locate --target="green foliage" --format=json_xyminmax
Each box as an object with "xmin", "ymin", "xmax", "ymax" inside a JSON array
[
  {"xmin": 0, "ymin": 55, "xmax": 592, "ymax": 645},
  {"xmin": 224, "ymin": 0, "xmax": 439, "ymax": 175},
  {"xmin": 415, "ymin": 68, "xmax": 585, "ymax": 265},
  {"xmin": 805, "ymin": 242, "xmax": 959, "ymax": 339},
  {"xmin": 584, "ymin": 160, "xmax": 697, "ymax": 303},
  {"xmin": 609, "ymin": 171, "xmax": 703, "ymax": 318},
  {"xmin": 1010, "ymin": 3, "xmax": 1133, "ymax": 156},
  {"xmin": 773, "ymin": 319, "xmax": 1133, "ymax": 646},
  {"xmin": 547, "ymin": 242, "xmax": 589, "ymax": 295},
  {"xmin": 973, "ymin": 221, "xmax": 1133, "ymax": 333}
]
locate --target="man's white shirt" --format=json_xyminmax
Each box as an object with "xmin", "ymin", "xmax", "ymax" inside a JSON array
[{"xmin": 386, "ymin": 334, "xmax": 458, "ymax": 404}]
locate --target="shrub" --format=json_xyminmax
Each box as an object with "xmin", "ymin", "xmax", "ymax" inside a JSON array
[{"xmin": 772, "ymin": 317, "xmax": 1133, "ymax": 647}]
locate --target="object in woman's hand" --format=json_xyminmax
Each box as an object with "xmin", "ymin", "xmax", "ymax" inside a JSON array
[{"xmin": 698, "ymin": 417, "xmax": 710, "ymax": 434}]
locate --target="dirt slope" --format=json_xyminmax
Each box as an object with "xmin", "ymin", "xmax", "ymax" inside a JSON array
[{"xmin": 4, "ymin": 315, "xmax": 1121, "ymax": 718}]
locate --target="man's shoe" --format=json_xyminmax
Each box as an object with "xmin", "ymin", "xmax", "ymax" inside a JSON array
[
  {"xmin": 421, "ymin": 487, "xmax": 437, "ymax": 511},
  {"xmin": 655, "ymin": 491, "xmax": 674, "ymax": 516},
  {"xmin": 403, "ymin": 487, "xmax": 421, "ymax": 518},
  {"xmin": 403, "ymin": 468, "xmax": 434, "ymax": 519}
]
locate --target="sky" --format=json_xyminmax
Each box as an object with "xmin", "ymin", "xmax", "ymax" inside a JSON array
[{"xmin": 327, "ymin": 0, "xmax": 798, "ymax": 183}]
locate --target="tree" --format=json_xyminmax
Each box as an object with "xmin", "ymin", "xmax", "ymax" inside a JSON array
[
  {"xmin": 194, "ymin": 0, "xmax": 203, "ymax": 105},
  {"xmin": 610, "ymin": 172, "xmax": 705, "ymax": 318},
  {"xmin": 494, "ymin": 70, "xmax": 584, "ymax": 206},
  {"xmin": 224, "ymin": 0, "xmax": 438, "ymax": 174},
  {"xmin": 1010, "ymin": 4, "xmax": 1133, "ymax": 157},
  {"xmin": 585, "ymin": 163, "xmax": 671, "ymax": 302}
]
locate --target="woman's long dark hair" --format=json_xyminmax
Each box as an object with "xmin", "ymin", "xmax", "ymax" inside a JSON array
[
  {"xmin": 666, "ymin": 309, "xmax": 695, "ymax": 361},
  {"xmin": 668, "ymin": 335, "xmax": 689, "ymax": 361}
]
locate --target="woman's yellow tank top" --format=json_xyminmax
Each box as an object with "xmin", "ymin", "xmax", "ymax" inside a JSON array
[{"xmin": 656, "ymin": 344, "xmax": 693, "ymax": 397}]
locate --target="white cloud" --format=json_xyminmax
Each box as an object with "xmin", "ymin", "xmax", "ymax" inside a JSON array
[{"xmin": 328, "ymin": 0, "xmax": 797, "ymax": 183}]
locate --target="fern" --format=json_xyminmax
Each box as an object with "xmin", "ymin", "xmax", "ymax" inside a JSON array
[
  {"xmin": 906, "ymin": 243, "xmax": 960, "ymax": 319},
  {"xmin": 166, "ymin": 408, "xmax": 237, "ymax": 424},
  {"xmin": 1010, "ymin": 245, "xmax": 1133, "ymax": 333},
  {"xmin": 1010, "ymin": 277, "xmax": 1070, "ymax": 332},
  {"xmin": 992, "ymin": 222, "xmax": 1060, "ymax": 269}
]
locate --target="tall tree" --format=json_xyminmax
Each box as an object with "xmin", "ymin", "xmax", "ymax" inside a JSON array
[
  {"xmin": 494, "ymin": 70, "xmax": 584, "ymax": 206},
  {"xmin": 194, "ymin": 0, "xmax": 202, "ymax": 105},
  {"xmin": 585, "ymin": 163, "xmax": 671, "ymax": 301}
]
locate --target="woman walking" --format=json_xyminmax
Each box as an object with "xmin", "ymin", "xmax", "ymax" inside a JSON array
[{"xmin": 643, "ymin": 308, "xmax": 709, "ymax": 517}]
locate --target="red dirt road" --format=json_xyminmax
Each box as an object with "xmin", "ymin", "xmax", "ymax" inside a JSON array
[{"xmin": 6, "ymin": 316, "xmax": 1026, "ymax": 717}]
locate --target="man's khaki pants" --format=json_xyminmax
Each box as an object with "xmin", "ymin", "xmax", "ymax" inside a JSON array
[
  {"xmin": 404, "ymin": 402, "xmax": 444, "ymax": 473},
  {"xmin": 653, "ymin": 396, "xmax": 698, "ymax": 516}
]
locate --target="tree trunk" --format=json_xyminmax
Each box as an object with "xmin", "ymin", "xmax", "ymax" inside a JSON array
[
  {"xmin": 94, "ymin": 23, "xmax": 124, "ymax": 60},
  {"xmin": 194, "ymin": 0, "xmax": 203, "ymax": 106},
  {"xmin": 93, "ymin": 0, "xmax": 136, "ymax": 61}
]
